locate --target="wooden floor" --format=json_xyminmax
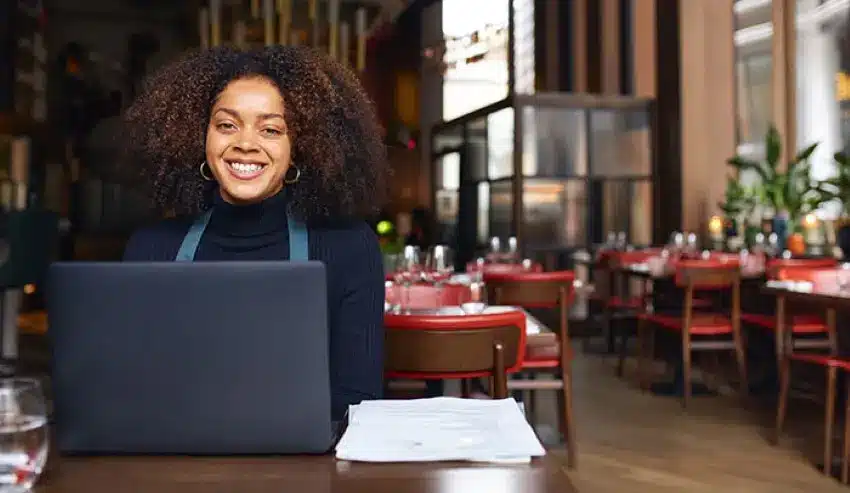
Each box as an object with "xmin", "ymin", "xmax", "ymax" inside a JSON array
[
  {"xmin": 17, "ymin": 313, "xmax": 850, "ymax": 491},
  {"xmin": 542, "ymin": 347, "xmax": 850, "ymax": 492}
]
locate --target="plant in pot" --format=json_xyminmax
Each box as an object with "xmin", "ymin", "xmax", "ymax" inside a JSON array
[
  {"xmin": 717, "ymin": 175, "xmax": 758, "ymax": 246},
  {"xmin": 727, "ymin": 125, "xmax": 824, "ymax": 253},
  {"xmin": 819, "ymin": 151, "xmax": 850, "ymax": 259}
]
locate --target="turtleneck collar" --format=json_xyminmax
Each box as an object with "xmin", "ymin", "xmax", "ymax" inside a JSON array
[{"xmin": 206, "ymin": 188, "xmax": 290, "ymax": 238}]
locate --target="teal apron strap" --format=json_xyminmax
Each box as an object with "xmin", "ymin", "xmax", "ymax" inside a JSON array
[
  {"xmin": 286, "ymin": 212, "xmax": 309, "ymax": 261},
  {"xmin": 174, "ymin": 208, "xmax": 308, "ymax": 261},
  {"xmin": 174, "ymin": 209, "xmax": 212, "ymax": 261}
]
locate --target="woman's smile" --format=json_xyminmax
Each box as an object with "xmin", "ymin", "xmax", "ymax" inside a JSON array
[{"xmin": 224, "ymin": 159, "xmax": 269, "ymax": 180}]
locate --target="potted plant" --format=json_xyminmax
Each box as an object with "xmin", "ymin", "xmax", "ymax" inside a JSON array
[
  {"xmin": 726, "ymin": 125, "xmax": 825, "ymax": 251},
  {"xmin": 819, "ymin": 151, "xmax": 850, "ymax": 258},
  {"xmin": 718, "ymin": 175, "xmax": 758, "ymax": 242}
]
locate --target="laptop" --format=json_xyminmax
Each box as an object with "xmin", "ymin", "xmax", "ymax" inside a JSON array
[{"xmin": 47, "ymin": 261, "xmax": 332, "ymax": 455}]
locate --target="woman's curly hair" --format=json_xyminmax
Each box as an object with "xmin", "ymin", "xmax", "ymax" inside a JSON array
[{"xmin": 122, "ymin": 45, "xmax": 388, "ymax": 222}]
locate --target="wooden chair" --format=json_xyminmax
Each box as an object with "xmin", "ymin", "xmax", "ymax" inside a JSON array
[
  {"xmin": 776, "ymin": 354, "xmax": 850, "ymax": 481},
  {"xmin": 773, "ymin": 267, "xmax": 843, "ymax": 480},
  {"xmin": 741, "ymin": 259, "xmax": 838, "ymax": 369},
  {"xmin": 384, "ymin": 310, "xmax": 527, "ymax": 399},
  {"xmin": 637, "ymin": 260, "xmax": 747, "ymax": 408},
  {"xmin": 605, "ymin": 251, "xmax": 652, "ymax": 374},
  {"xmin": 484, "ymin": 270, "xmax": 577, "ymax": 468}
]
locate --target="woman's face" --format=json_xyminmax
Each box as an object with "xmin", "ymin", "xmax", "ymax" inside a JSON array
[{"xmin": 206, "ymin": 77, "xmax": 291, "ymax": 204}]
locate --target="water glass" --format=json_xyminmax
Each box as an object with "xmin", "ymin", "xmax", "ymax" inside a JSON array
[
  {"xmin": 426, "ymin": 246, "xmax": 454, "ymax": 305},
  {"xmin": 393, "ymin": 246, "xmax": 422, "ymax": 312},
  {"xmin": 837, "ymin": 263, "xmax": 850, "ymax": 292},
  {"xmin": 0, "ymin": 378, "xmax": 48, "ymax": 492}
]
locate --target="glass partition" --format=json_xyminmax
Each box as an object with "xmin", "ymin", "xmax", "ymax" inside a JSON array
[
  {"xmin": 487, "ymin": 107, "xmax": 514, "ymax": 179},
  {"xmin": 429, "ymin": 93, "xmax": 655, "ymax": 263}
]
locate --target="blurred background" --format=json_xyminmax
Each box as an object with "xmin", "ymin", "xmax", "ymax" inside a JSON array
[{"xmin": 0, "ymin": 0, "xmax": 845, "ymax": 301}]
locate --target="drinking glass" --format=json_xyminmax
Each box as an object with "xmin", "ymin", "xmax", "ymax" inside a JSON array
[
  {"xmin": 507, "ymin": 237, "xmax": 519, "ymax": 262},
  {"xmin": 426, "ymin": 245, "xmax": 454, "ymax": 305},
  {"xmin": 470, "ymin": 257, "xmax": 486, "ymax": 283},
  {"xmin": 488, "ymin": 237, "xmax": 501, "ymax": 258},
  {"xmin": 0, "ymin": 378, "xmax": 48, "ymax": 492},
  {"xmin": 837, "ymin": 263, "xmax": 850, "ymax": 292},
  {"xmin": 393, "ymin": 246, "xmax": 422, "ymax": 312}
]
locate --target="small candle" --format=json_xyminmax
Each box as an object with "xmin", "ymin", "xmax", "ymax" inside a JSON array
[
  {"xmin": 803, "ymin": 213, "xmax": 820, "ymax": 244},
  {"xmin": 708, "ymin": 215, "xmax": 724, "ymax": 242}
]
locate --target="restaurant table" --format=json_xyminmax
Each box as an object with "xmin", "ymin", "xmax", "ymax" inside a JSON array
[{"xmin": 35, "ymin": 454, "xmax": 576, "ymax": 492}]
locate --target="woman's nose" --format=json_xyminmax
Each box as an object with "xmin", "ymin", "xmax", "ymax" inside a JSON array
[{"xmin": 234, "ymin": 132, "xmax": 260, "ymax": 152}]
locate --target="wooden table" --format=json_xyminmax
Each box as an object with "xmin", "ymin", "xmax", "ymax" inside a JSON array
[{"xmin": 35, "ymin": 454, "xmax": 575, "ymax": 492}]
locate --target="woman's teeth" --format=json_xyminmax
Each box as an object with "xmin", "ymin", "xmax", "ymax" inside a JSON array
[{"xmin": 229, "ymin": 162, "xmax": 264, "ymax": 174}]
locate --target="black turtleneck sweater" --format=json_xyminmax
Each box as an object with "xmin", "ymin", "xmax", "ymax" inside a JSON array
[{"xmin": 122, "ymin": 191, "xmax": 385, "ymax": 421}]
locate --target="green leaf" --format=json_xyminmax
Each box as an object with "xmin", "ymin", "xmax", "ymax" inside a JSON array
[
  {"xmin": 727, "ymin": 156, "xmax": 769, "ymax": 182},
  {"xmin": 792, "ymin": 142, "xmax": 818, "ymax": 165},
  {"xmin": 765, "ymin": 125, "xmax": 781, "ymax": 171}
]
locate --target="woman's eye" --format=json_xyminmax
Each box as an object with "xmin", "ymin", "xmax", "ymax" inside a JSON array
[
  {"xmin": 217, "ymin": 122, "xmax": 236, "ymax": 131},
  {"xmin": 261, "ymin": 128, "xmax": 283, "ymax": 137}
]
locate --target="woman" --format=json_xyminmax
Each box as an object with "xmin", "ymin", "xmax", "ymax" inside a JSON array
[{"xmin": 121, "ymin": 46, "xmax": 388, "ymax": 422}]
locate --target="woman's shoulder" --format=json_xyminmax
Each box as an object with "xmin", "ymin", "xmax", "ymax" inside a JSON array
[{"xmin": 123, "ymin": 216, "xmax": 194, "ymax": 261}]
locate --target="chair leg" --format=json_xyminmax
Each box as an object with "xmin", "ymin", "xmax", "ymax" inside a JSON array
[
  {"xmin": 774, "ymin": 355, "xmax": 791, "ymax": 445},
  {"xmin": 616, "ymin": 325, "xmax": 628, "ymax": 377},
  {"xmin": 557, "ymin": 366, "xmax": 577, "ymax": 469},
  {"xmin": 842, "ymin": 379, "xmax": 850, "ymax": 484},
  {"xmin": 733, "ymin": 332, "xmax": 748, "ymax": 402},
  {"xmin": 526, "ymin": 374, "xmax": 538, "ymax": 424},
  {"xmin": 682, "ymin": 339, "xmax": 692, "ymax": 409},
  {"xmin": 637, "ymin": 318, "xmax": 651, "ymax": 390},
  {"xmin": 825, "ymin": 366, "xmax": 837, "ymax": 477}
]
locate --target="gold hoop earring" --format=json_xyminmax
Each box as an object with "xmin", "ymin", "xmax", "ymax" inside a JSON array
[
  {"xmin": 284, "ymin": 165, "xmax": 301, "ymax": 184},
  {"xmin": 199, "ymin": 161, "xmax": 214, "ymax": 181}
]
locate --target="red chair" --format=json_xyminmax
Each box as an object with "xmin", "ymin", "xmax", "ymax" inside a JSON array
[
  {"xmin": 484, "ymin": 270, "xmax": 577, "ymax": 468},
  {"xmin": 771, "ymin": 266, "xmax": 842, "ymax": 480},
  {"xmin": 637, "ymin": 260, "xmax": 747, "ymax": 407},
  {"xmin": 383, "ymin": 310, "xmax": 527, "ymax": 399},
  {"xmin": 766, "ymin": 258, "xmax": 838, "ymax": 278},
  {"xmin": 741, "ymin": 265, "xmax": 838, "ymax": 367},
  {"xmin": 776, "ymin": 353, "xmax": 850, "ymax": 481},
  {"xmin": 385, "ymin": 282, "xmax": 473, "ymax": 310}
]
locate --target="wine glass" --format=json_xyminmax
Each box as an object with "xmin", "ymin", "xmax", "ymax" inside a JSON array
[
  {"xmin": 0, "ymin": 378, "xmax": 47, "ymax": 492},
  {"xmin": 393, "ymin": 245, "xmax": 422, "ymax": 312},
  {"xmin": 837, "ymin": 263, "xmax": 850, "ymax": 292},
  {"xmin": 507, "ymin": 237, "xmax": 519, "ymax": 263},
  {"xmin": 470, "ymin": 257, "xmax": 486, "ymax": 283},
  {"xmin": 426, "ymin": 245, "xmax": 454, "ymax": 305}
]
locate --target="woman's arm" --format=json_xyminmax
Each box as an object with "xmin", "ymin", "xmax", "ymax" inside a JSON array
[
  {"xmin": 122, "ymin": 221, "xmax": 187, "ymax": 261},
  {"xmin": 329, "ymin": 222, "xmax": 385, "ymax": 420}
]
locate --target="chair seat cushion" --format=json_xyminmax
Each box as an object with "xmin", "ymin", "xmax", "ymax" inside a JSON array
[
  {"xmin": 607, "ymin": 296, "xmax": 644, "ymax": 310},
  {"xmin": 789, "ymin": 353, "xmax": 850, "ymax": 370},
  {"xmin": 523, "ymin": 333, "xmax": 567, "ymax": 369},
  {"xmin": 740, "ymin": 313, "xmax": 828, "ymax": 334},
  {"xmin": 639, "ymin": 313, "xmax": 733, "ymax": 335}
]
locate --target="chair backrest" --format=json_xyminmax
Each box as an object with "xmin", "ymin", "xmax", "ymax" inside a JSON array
[
  {"xmin": 767, "ymin": 258, "xmax": 838, "ymax": 280},
  {"xmin": 774, "ymin": 266, "xmax": 838, "ymax": 285},
  {"xmin": 484, "ymin": 270, "xmax": 575, "ymax": 308},
  {"xmin": 673, "ymin": 261, "xmax": 741, "ymax": 289},
  {"xmin": 385, "ymin": 282, "xmax": 472, "ymax": 309},
  {"xmin": 383, "ymin": 310, "xmax": 527, "ymax": 394}
]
